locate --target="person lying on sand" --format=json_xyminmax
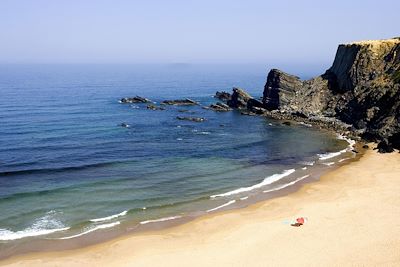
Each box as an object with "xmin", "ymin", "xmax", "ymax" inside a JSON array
[{"xmin": 291, "ymin": 217, "xmax": 306, "ymax": 227}]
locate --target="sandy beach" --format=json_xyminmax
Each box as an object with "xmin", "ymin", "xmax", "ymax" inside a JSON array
[{"xmin": 1, "ymin": 147, "xmax": 399, "ymax": 267}]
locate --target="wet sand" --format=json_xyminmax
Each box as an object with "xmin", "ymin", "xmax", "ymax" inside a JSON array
[{"xmin": 1, "ymin": 147, "xmax": 399, "ymax": 266}]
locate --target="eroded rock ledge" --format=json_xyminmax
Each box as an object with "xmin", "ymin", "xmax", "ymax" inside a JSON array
[
  {"xmin": 224, "ymin": 38, "xmax": 400, "ymax": 152},
  {"xmin": 267, "ymin": 38, "xmax": 400, "ymax": 151}
]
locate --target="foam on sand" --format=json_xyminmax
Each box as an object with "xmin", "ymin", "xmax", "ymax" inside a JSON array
[
  {"xmin": 210, "ymin": 169, "xmax": 296, "ymax": 198},
  {"xmin": 139, "ymin": 216, "xmax": 182, "ymax": 225},
  {"xmin": 263, "ymin": 175, "xmax": 310, "ymax": 193},
  {"xmin": 90, "ymin": 210, "xmax": 128, "ymax": 222},
  {"xmin": 207, "ymin": 200, "xmax": 236, "ymax": 212},
  {"xmin": 59, "ymin": 221, "xmax": 120, "ymax": 240}
]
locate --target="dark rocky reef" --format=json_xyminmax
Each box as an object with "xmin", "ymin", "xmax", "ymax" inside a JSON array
[
  {"xmin": 262, "ymin": 38, "xmax": 400, "ymax": 152},
  {"xmin": 162, "ymin": 98, "xmax": 199, "ymax": 106},
  {"xmin": 120, "ymin": 96, "xmax": 152, "ymax": 103},
  {"xmin": 147, "ymin": 104, "xmax": 165, "ymax": 111},
  {"xmin": 227, "ymin": 87, "xmax": 253, "ymax": 108},
  {"xmin": 204, "ymin": 102, "xmax": 232, "ymax": 112},
  {"xmin": 176, "ymin": 116, "xmax": 205, "ymax": 122}
]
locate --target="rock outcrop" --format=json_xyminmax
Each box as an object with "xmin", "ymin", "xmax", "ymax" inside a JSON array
[
  {"xmin": 147, "ymin": 104, "xmax": 165, "ymax": 110},
  {"xmin": 262, "ymin": 37, "xmax": 400, "ymax": 151},
  {"xmin": 162, "ymin": 99, "xmax": 199, "ymax": 106},
  {"xmin": 205, "ymin": 102, "xmax": 232, "ymax": 112},
  {"xmin": 120, "ymin": 96, "xmax": 152, "ymax": 103},
  {"xmin": 214, "ymin": 91, "xmax": 231, "ymax": 101},
  {"xmin": 227, "ymin": 87, "xmax": 253, "ymax": 108},
  {"xmin": 176, "ymin": 116, "xmax": 205, "ymax": 122}
]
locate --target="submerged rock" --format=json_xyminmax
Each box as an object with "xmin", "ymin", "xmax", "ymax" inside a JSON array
[
  {"xmin": 147, "ymin": 104, "xmax": 165, "ymax": 111},
  {"xmin": 120, "ymin": 122, "xmax": 130, "ymax": 128},
  {"xmin": 120, "ymin": 96, "xmax": 152, "ymax": 103},
  {"xmin": 176, "ymin": 116, "xmax": 205, "ymax": 122},
  {"xmin": 162, "ymin": 98, "xmax": 199, "ymax": 106}
]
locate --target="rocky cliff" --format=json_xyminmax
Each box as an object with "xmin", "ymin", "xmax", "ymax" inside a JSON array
[{"xmin": 262, "ymin": 38, "xmax": 400, "ymax": 151}]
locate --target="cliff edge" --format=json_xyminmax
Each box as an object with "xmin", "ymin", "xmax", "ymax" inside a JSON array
[{"xmin": 263, "ymin": 37, "xmax": 400, "ymax": 151}]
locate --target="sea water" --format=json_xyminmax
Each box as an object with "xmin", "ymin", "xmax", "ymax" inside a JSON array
[{"xmin": 0, "ymin": 64, "xmax": 351, "ymax": 256}]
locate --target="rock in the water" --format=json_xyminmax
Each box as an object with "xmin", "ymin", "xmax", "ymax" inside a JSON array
[
  {"xmin": 176, "ymin": 116, "xmax": 205, "ymax": 122},
  {"xmin": 227, "ymin": 87, "xmax": 253, "ymax": 109},
  {"xmin": 262, "ymin": 37, "xmax": 400, "ymax": 151},
  {"xmin": 205, "ymin": 102, "xmax": 232, "ymax": 112},
  {"xmin": 240, "ymin": 111, "xmax": 257, "ymax": 116},
  {"xmin": 214, "ymin": 91, "xmax": 231, "ymax": 101},
  {"xmin": 162, "ymin": 98, "xmax": 199, "ymax": 106},
  {"xmin": 147, "ymin": 104, "xmax": 165, "ymax": 110},
  {"xmin": 120, "ymin": 96, "xmax": 152, "ymax": 103},
  {"xmin": 120, "ymin": 122, "xmax": 130, "ymax": 128}
]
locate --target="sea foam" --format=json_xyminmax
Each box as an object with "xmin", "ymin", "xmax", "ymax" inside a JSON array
[
  {"xmin": 210, "ymin": 169, "xmax": 296, "ymax": 198},
  {"xmin": 263, "ymin": 175, "xmax": 310, "ymax": 193},
  {"xmin": 0, "ymin": 227, "xmax": 70, "ymax": 241},
  {"xmin": 139, "ymin": 216, "xmax": 182, "ymax": 225},
  {"xmin": 0, "ymin": 210, "xmax": 69, "ymax": 241},
  {"xmin": 59, "ymin": 221, "xmax": 120, "ymax": 240},
  {"xmin": 90, "ymin": 210, "xmax": 128, "ymax": 222},
  {"xmin": 207, "ymin": 200, "xmax": 236, "ymax": 212}
]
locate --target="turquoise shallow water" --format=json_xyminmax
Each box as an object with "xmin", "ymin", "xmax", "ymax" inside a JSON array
[{"xmin": 0, "ymin": 64, "xmax": 349, "ymax": 247}]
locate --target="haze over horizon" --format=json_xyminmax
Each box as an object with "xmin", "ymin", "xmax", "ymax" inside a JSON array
[{"xmin": 0, "ymin": 0, "xmax": 399, "ymax": 72}]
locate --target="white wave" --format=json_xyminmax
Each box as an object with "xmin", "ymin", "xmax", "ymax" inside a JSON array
[
  {"xmin": 338, "ymin": 157, "xmax": 350, "ymax": 163},
  {"xmin": 301, "ymin": 161, "xmax": 315, "ymax": 166},
  {"xmin": 90, "ymin": 210, "xmax": 128, "ymax": 223},
  {"xmin": 0, "ymin": 227, "xmax": 70, "ymax": 241},
  {"xmin": 199, "ymin": 131, "xmax": 210, "ymax": 135},
  {"xmin": 240, "ymin": 196, "xmax": 249, "ymax": 200},
  {"xmin": 337, "ymin": 134, "xmax": 356, "ymax": 149},
  {"xmin": 318, "ymin": 149, "xmax": 347, "ymax": 160},
  {"xmin": 263, "ymin": 175, "xmax": 310, "ymax": 193},
  {"xmin": 177, "ymin": 138, "xmax": 183, "ymax": 141},
  {"xmin": 0, "ymin": 210, "xmax": 69, "ymax": 241},
  {"xmin": 207, "ymin": 200, "xmax": 236, "ymax": 212},
  {"xmin": 59, "ymin": 221, "xmax": 120, "ymax": 240},
  {"xmin": 318, "ymin": 135, "xmax": 356, "ymax": 161},
  {"xmin": 210, "ymin": 169, "xmax": 296, "ymax": 198},
  {"xmin": 298, "ymin": 122, "xmax": 312, "ymax": 127},
  {"xmin": 323, "ymin": 162, "xmax": 335, "ymax": 166},
  {"xmin": 302, "ymin": 167, "xmax": 307, "ymax": 170},
  {"xmin": 139, "ymin": 216, "xmax": 182, "ymax": 225}
]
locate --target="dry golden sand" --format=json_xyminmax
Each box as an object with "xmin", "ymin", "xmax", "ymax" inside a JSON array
[{"xmin": 1, "ymin": 148, "xmax": 400, "ymax": 267}]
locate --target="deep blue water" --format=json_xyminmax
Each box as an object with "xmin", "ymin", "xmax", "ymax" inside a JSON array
[{"xmin": 0, "ymin": 64, "xmax": 347, "ymax": 244}]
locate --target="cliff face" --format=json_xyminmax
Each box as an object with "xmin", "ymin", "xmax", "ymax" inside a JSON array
[{"xmin": 263, "ymin": 38, "xmax": 400, "ymax": 150}]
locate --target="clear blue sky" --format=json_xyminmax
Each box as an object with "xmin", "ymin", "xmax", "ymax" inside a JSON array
[{"xmin": 0, "ymin": 0, "xmax": 398, "ymax": 68}]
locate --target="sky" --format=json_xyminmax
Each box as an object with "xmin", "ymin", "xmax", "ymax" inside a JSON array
[{"xmin": 0, "ymin": 0, "xmax": 399, "ymax": 70}]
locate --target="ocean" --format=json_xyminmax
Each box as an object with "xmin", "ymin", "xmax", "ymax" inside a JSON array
[{"xmin": 0, "ymin": 64, "xmax": 352, "ymax": 256}]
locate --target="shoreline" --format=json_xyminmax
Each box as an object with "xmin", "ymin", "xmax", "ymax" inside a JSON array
[
  {"xmin": 0, "ymin": 130, "xmax": 357, "ymax": 260},
  {"xmin": 2, "ymin": 146, "xmax": 399, "ymax": 266}
]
